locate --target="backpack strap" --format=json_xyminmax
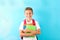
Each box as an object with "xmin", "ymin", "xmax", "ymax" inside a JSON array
[
  {"xmin": 32, "ymin": 19, "xmax": 36, "ymax": 26},
  {"xmin": 24, "ymin": 19, "xmax": 26, "ymax": 26}
]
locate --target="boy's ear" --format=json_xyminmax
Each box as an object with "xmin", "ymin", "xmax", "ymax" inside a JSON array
[{"xmin": 32, "ymin": 13, "xmax": 33, "ymax": 15}]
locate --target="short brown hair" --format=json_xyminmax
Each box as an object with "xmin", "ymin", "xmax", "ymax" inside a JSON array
[{"xmin": 25, "ymin": 7, "xmax": 33, "ymax": 13}]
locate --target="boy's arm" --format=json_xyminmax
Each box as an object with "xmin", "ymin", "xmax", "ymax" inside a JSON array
[
  {"xmin": 20, "ymin": 30, "xmax": 25, "ymax": 37},
  {"xmin": 31, "ymin": 29, "xmax": 40, "ymax": 35},
  {"xmin": 22, "ymin": 29, "xmax": 40, "ymax": 36},
  {"xmin": 24, "ymin": 29, "xmax": 40, "ymax": 34},
  {"xmin": 20, "ymin": 30, "xmax": 35, "ymax": 37}
]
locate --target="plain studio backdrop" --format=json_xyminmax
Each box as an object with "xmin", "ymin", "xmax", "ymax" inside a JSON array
[{"xmin": 0, "ymin": 0, "xmax": 60, "ymax": 40}]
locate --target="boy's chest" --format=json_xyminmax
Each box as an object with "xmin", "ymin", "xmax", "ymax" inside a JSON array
[{"xmin": 26, "ymin": 20, "xmax": 32, "ymax": 24}]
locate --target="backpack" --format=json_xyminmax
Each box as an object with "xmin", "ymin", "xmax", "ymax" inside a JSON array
[{"xmin": 21, "ymin": 19, "xmax": 38, "ymax": 40}]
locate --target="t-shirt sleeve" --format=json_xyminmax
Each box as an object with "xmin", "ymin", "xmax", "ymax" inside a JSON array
[
  {"xmin": 19, "ymin": 21, "xmax": 24, "ymax": 30},
  {"xmin": 35, "ymin": 21, "xmax": 40, "ymax": 30}
]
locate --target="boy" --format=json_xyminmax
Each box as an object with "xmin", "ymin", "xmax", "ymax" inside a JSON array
[{"xmin": 19, "ymin": 7, "xmax": 40, "ymax": 40}]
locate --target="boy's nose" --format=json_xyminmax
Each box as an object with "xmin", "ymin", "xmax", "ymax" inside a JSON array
[{"xmin": 27, "ymin": 14, "xmax": 30, "ymax": 16}]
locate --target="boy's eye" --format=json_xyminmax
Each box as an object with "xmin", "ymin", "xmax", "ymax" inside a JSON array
[
  {"xmin": 27, "ymin": 13, "xmax": 31, "ymax": 15},
  {"xmin": 29, "ymin": 13, "xmax": 31, "ymax": 14},
  {"xmin": 26, "ymin": 13, "xmax": 28, "ymax": 15}
]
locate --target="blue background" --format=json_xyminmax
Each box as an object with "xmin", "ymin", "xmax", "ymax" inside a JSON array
[{"xmin": 0, "ymin": 0, "xmax": 60, "ymax": 40}]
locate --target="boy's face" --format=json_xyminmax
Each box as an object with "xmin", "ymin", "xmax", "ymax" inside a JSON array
[{"xmin": 24, "ymin": 10, "xmax": 33, "ymax": 20}]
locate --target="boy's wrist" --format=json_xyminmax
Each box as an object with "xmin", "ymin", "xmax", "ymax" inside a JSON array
[{"xmin": 31, "ymin": 31, "xmax": 37, "ymax": 35}]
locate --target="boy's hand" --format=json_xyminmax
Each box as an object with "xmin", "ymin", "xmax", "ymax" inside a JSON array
[
  {"xmin": 31, "ymin": 29, "xmax": 40, "ymax": 35},
  {"xmin": 25, "ymin": 29, "xmax": 31, "ymax": 33},
  {"xmin": 31, "ymin": 30, "xmax": 37, "ymax": 35}
]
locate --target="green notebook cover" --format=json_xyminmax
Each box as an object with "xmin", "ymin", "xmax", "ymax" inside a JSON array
[{"xmin": 26, "ymin": 25, "xmax": 36, "ymax": 30}]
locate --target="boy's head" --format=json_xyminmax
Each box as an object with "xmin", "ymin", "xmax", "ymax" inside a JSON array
[{"xmin": 24, "ymin": 7, "xmax": 33, "ymax": 21}]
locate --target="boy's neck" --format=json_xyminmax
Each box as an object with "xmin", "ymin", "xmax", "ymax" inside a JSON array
[{"xmin": 26, "ymin": 18, "xmax": 32, "ymax": 22}]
